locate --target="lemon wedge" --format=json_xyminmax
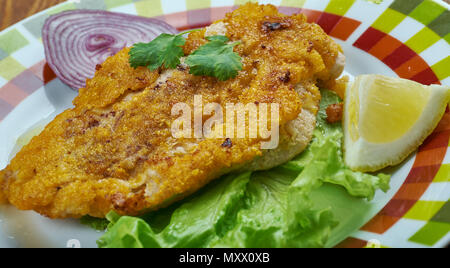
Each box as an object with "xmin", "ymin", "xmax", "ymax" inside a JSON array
[{"xmin": 343, "ymin": 75, "xmax": 450, "ymax": 172}]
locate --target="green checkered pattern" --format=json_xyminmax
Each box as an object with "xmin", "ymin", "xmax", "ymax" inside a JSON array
[
  {"xmin": 0, "ymin": 0, "xmax": 449, "ymax": 248},
  {"xmin": 280, "ymin": 0, "xmax": 357, "ymax": 14},
  {"xmin": 0, "ymin": 29, "xmax": 28, "ymax": 80},
  {"xmin": 325, "ymin": 0, "xmax": 356, "ymax": 15},
  {"xmin": 369, "ymin": 1, "xmax": 450, "ymax": 246},
  {"xmin": 409, "ymin": 200, "xmax": 450, "ymax": 246},
  {"xmin": 281, "ymin": 0, "xmax": 306, "ymax": 8},
  {"xmin": 402, "ymin": 159, "xmax": 450, "ymax": 247},
  {"xmin": 372, "ymin": 0, "xmax": 449, "ymax": 81},
  {"xmin": 405, "ymin": 171, "xmax": 450, "ymax": 247}
]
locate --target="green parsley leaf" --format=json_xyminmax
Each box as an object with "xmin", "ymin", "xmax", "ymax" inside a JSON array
[
  {"xmin": 185, "ymin": 35, "xmax": 243, "ymax": 81},
  {"xmin": 129, "ymin": 33, "xmax": 186, "ymax": 70},
  {"xmin": 129, "ymin": 32, "xmax": 243, "ymax": 81},
  {"xmin": 205, "ymin": 35, "xmax": 230, "ymax": 43}
]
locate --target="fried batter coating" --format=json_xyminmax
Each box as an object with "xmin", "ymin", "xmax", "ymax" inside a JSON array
[{"xmin": 0, "ymin": 4, "xmax": 343, "ymax": 218}]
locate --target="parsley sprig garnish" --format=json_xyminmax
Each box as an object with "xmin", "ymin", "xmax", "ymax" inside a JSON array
[
  {"xmin": 185, "ymin": 36, "xmax": 242, "ymax": 81},
  {"xmin": 129, "ymin": 29, "xmax": 197, "ymax": 70},
  {"xmin": 129, "ymin": 31, "xmax": 243, "ymax": 81}
]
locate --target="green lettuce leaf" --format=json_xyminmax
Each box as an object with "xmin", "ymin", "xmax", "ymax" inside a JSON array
[
  {"xmin": 80, "ymin": 216, "xmax": 109, "ymax": 231},
  {"xmin": 212, "ymin": 168, "xmax": 337, "ymax": 248},
  {"xmin": 97, "ymin": 90, "xmax": 390, "ymax": 248},
  {"xmin": 98, "ymin": 172, "xmax": 251, "ymax": 248},
  {"xmin": 288, "ymin": 90, "xmax": 390, "ymax": 200}
]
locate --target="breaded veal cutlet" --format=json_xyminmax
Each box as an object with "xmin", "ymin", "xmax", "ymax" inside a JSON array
[{"xmin": 0, "ymin": 3, "xmax": 344, "ymax": 218}]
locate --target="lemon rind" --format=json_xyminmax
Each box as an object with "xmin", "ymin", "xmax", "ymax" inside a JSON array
[
  {"xmin": 343, "ymin": 75, "xmax": 450, "ymax": 173},
  {"xmin": 348, "ymin": 103, "xmax": 448, "ymax": 173}
]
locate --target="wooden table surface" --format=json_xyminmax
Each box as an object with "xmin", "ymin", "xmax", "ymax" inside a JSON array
[
  {"xmin": 0, "ymin": 0, "xmax": 66, "ymax": 31},
  {"xmin": 1, "ymin": 0, "xmax": 450, "ymax": 31}
]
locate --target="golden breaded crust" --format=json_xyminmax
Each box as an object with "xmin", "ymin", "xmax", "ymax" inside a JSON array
[
  {"xmin": 0, "ymin": 3, "xmax": 341, "ymax": 218},
  {"xmin": 0, "ymin": 170, "xmax": 6, "ymax": 204}
]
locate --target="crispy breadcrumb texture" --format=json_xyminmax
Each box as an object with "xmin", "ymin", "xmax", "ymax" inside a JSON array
[
  {"xmin": 73, "ymin": 48, "xmax": 160, "ymax": 109},
  {"xmin": 0, "ymin": 3, "xmax": 342, "ymax": 218},
  {"xmin": 326, "ymin": 103, "xmax": 344, "ymax": 123},
  {"xmin": 0, "ymin": 170, "xmax": 7, "ymax": 204},
  {"xmin": 321, "ymin": 75, "xmax": 349, "ymax": 100}
]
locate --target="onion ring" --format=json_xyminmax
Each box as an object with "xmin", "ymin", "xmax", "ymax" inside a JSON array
[{"xmin": 43, "ymin": 10, "xmax": 178, "ymax": 90}]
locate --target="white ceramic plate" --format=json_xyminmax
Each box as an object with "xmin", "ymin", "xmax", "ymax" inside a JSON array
[{"xmin": 0, "ymin": 0, "xmax": 449, "ymax": 248}]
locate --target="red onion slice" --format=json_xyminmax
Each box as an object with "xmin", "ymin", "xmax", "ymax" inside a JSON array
[{"xmin": 42, "ymin": 10, "xmax": 178, "ymax": 90}]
